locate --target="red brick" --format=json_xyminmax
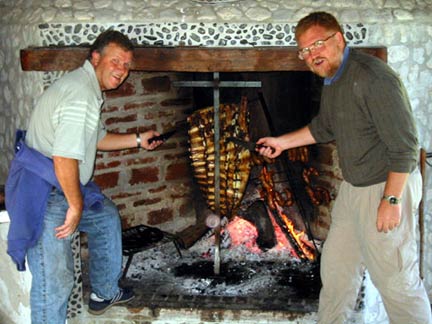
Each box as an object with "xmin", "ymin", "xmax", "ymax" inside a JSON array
[
  {"xmin": 142, "ymin": 76, "xmax": 171, "ymax": 93},
  {"xmin": 93, "ymin": 171, "xmax": 119, "ymax": 189},
  {"xmin": 124, "ymin": 101, "xmax": 156, "ymax": 111},
  {"xmin": 105, "ymin": 114, "xmax": 137, "ymax": 126},
  {"xmin": 130, "ymin": 166, "xmax": 159, "ymax": 185},
  {"xmin": 105, "ymin": 80, "xmax": 136, "ymax": 98},
  {"xmin": 149, "ymin": 185, "xmax": 167, "ymax": 193},
  {"xmin": 111, "ymin": 191, "xmax": 142, "ymax": 200},
  {"xmin": 165, "ymin": 162, "xmax": 191, "ymax": 181},
  {"xmin": 95, "ymin": 160, "xmax": 121, "ymax": 171},
  {"xmin": 148, "ymin": 208, "xmax": 173, "ymax": 225},
  {"xmin": 133, "ymin": 197, "xmax": 162, "ymax": 207},
  {"xmin": 106, "ymin": 150, "xmax": 127, "ymax": 158},
  {"xmin": 102, "ymin": 105, "xmax": 121, "ymax": 113}
]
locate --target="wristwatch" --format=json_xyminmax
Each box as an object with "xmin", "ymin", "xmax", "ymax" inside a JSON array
[
  {"xmin": 382, "ymin": 195, "xmax": 401, "ymax": 205},
  {"xmin": 135, "ymin": 132, "xmax": 142, "ymax": 148}
]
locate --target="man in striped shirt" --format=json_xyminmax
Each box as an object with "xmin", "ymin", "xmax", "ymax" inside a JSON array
[{"xmin": 23, "ymin": 30, "xmax": 162, "ymax": 323}]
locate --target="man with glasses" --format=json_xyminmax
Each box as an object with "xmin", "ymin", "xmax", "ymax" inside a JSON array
[
  {"xmin": 257, "ymin": 11, "xmax": 432, "ymax": 324},
  {"xmin": 6, "ymin": 30, "xmax": 163, "ymax": 323}
]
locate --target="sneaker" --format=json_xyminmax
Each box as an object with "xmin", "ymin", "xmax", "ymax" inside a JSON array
[{"xmin": 88, "ymin": 287, "xmax": 135, "ymax": 315}]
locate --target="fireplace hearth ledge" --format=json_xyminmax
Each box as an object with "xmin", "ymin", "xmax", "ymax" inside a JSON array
[{"xmin": 67, "ymin": 305, "xmax": 319, "ymax": 324}]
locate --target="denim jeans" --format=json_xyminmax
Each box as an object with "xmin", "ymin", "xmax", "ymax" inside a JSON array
[{"xmin": 27, "ymin": 189, "xmax": 123, "ymax": 324}]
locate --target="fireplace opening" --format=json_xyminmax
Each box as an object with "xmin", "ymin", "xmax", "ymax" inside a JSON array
[
  {"xmin": 18, "ymin": 45, "xmax": 386, "ymax": 318},
  {"xmin": 79, "ymin": 69, "xmax": 339, "ymax": 314}
]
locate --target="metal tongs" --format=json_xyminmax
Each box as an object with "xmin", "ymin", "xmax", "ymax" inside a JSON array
[
  {"xmin": 148, "ymin": 130, "xmax": 176, "ymax": 144},
  {"xmin": 226, "ymin": 136, "xmax": 274, "ymax": 153}
]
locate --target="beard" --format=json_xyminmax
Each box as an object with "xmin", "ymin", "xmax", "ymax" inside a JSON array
[{"xmin": 307, "ymin": 56, "xmax": 340, "ymax": 78}]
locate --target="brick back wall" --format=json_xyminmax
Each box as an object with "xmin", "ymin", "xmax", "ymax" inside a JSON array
[
  {"xmin": 309, "ymin": 142, "xmax": 342, "ymax": 240},
  {"xmin": 93, "ymin": 72, "xmax": 197, "ymax": 233}
]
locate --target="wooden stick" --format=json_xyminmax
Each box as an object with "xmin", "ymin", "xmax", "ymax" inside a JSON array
[{"xmin": 419, "ymin": 148, "xmax": 426, "ymax": 279}]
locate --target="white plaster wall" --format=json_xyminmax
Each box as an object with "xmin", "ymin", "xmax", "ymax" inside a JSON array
[
  {"xmin": 0, "ymin": 0, "xmax": 431, "ymax": 320},
  {"xmin": 0, "ymin": 219, "xmax": 32, "ymax": 324},
  {"xmin": 0, "ymin": 23, "xmax": 44, "ymax": 182}
]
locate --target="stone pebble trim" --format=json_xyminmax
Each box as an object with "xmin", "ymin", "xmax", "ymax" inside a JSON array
[
  {"xmin": 39, "ymin": 22, "xmax": 367, "ymax": 47},
  {"xmin": 39, "ymin": 22, "xmax": 367, "ymax": 87}
]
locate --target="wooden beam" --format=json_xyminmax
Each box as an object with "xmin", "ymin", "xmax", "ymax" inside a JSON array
[
  {"xmin": 21, "ymin": 47, "xmax": 88, "ymax": 72},
  {"xmin": 20, "ymin": 46, "xmax": 387, "ymax": 72}
]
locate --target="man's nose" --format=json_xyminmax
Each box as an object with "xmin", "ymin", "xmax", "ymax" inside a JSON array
[
  {"xmin": 119, "ymin": 65, "xmax": 128, "ymax": 74},
  {"xmin": 116, "ymin": 62, "xmax": 129, "ymax": 74},
  {"xmin": 308, "ymin": 48, "xmax": 320, "ymax": 61}
]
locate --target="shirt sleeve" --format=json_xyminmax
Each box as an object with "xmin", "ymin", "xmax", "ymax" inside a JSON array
[{"xmin": 364, "ymin": 69, "xmax": 419, "ymax": 173}]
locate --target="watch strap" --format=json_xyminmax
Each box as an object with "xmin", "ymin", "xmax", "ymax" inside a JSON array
[{"xmin": 382, "ymin": 195, "xmax": 401, "ymax": 205}]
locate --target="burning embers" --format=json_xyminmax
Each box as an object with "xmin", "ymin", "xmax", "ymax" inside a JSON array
[{"xmin": 187, "ymin": 97, "xmax": 331, "ymax": 262}]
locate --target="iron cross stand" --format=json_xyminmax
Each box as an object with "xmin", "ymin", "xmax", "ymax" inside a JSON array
[{"xmin": 174, "ymin": 72, "xmax": 261, "ymax": 275}]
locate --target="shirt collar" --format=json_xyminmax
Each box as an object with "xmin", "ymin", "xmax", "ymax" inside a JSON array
[
  {"xmin": 82, "ymin": 60, "xmax": 103, "ymax": 102},
  {"xmin": 324, "ymin": 46, "xmax": 350, "ymax": 86}
]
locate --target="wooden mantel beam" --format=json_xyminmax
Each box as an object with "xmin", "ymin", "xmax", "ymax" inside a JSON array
[{"xmin": 20, "ymin": 46, "xmax": 387, "ymax": 72}]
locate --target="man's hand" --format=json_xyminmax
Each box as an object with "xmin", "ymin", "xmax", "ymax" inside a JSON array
[
  {"xmin": 53, "ymin": 156, "xmax": 83, "ymax": 239},
  {"xmin": 256, "ymin": 137, "xmax": 283, "ymax": 158},
  {"xmin": 141, "ymin": 130, "xmax": 163, "ymax": 150},
  {"xmin": 55, "ymin": 207, "xmax": 82, "ymax": 239},
  {"xmin": 256, "ymin": 126, "xmax": 317, "ymax": 159},
  {"xmin": 97, "ymin": 131, "xmax": 163, "ymax": 151},
  {"xmin": 376, "ymin": 200, "xmax": 401, "ymax": 233}
]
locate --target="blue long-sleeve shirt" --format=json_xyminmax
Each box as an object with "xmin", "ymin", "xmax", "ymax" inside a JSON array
[{"xmin": 5, "ymin": 139, "xmax": 104, "ymax": 271}]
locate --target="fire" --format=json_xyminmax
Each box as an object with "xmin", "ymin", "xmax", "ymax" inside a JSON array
[
  {"xmin": 277, "ymin": 210, "xmax": 316, "ymax": 261},
  {"xmin": 259, "ymin": 165, "xmax": 317, "ymax": 261},
  {"xmin": 224, "ymin": 209, "xmax": 316, "ymax": 260},
  {"xmin": 212, "ymin": 158, "xmax": 319, "ymax": 261}
]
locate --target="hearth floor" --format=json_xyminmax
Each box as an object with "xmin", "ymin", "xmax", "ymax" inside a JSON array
[{"xmin": 76, "ymin": 231, "xmax": 321, "ymax": 323}]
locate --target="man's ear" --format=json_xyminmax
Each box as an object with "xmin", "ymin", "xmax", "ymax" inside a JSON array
[
  {"xmin": 335, "ymin": 31, "xmax": 345, "ymax": 46},
  {"xmin": 90, "ymin": 50, "xmax": 101, "ymax": 67}
]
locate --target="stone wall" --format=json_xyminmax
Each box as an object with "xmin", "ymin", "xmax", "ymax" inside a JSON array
[{"xmin": 0, "ymin": 0, "xmax": 431, "ymax": 298}]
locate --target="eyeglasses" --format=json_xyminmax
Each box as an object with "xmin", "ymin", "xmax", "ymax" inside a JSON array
[{"xmin": 297, "ymin": 33, "xmax": 337, "ymax": 60}]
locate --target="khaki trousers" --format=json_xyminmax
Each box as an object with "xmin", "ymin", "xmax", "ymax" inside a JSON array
[{"xmin": 318, "ymin": 168, "xmax": 432, "ymax": 324}]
